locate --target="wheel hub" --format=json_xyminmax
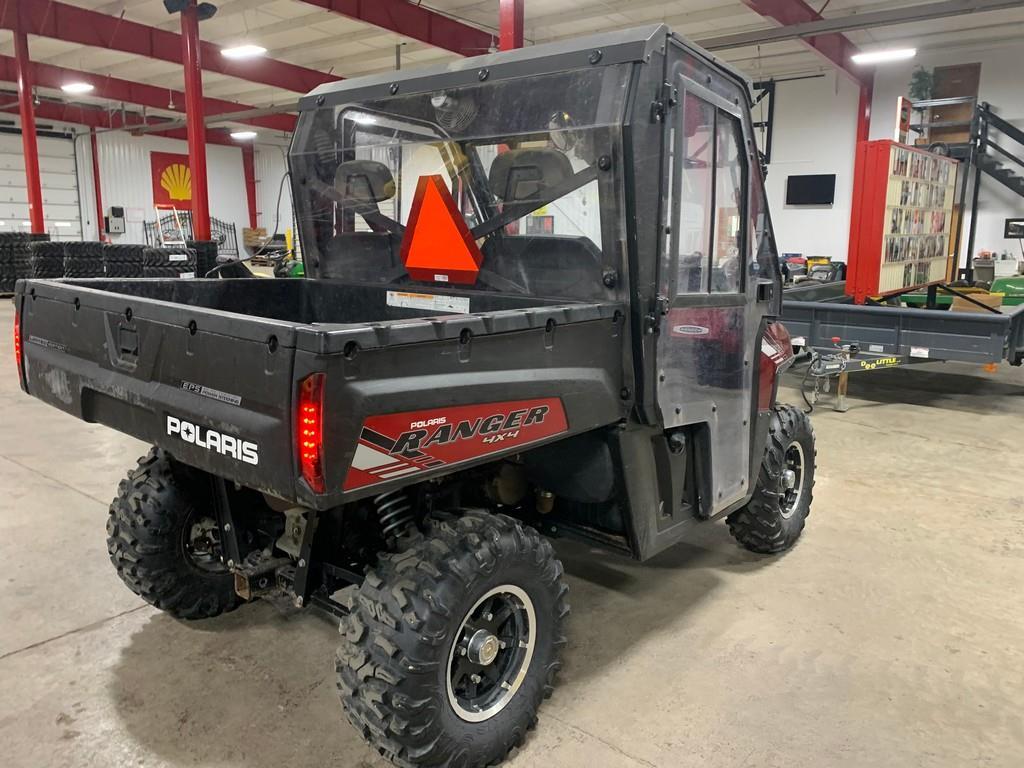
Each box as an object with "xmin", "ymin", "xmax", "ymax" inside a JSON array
[
  {"xmin": 446, "ymin": 585, "xmax": 536, "ymax": 723},
  {"xmin": 780, "ymin": 441, "xmax": 805, "ymax": 519},
  {"xmin": 467, "ymin": 629, "xmax": 501, "ymax": 666}
]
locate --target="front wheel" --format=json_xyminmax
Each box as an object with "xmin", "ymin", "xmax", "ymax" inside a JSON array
[
  {"xmin": 336, "ymin": 511, "xmax": 569, "ymax": 767},
  {"xmin": 727, "ymin": 405, "xmax": 816, "ymax": 554}
]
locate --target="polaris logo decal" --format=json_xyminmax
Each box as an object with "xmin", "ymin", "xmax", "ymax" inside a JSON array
[
  {"xmin": 166, "ymin": 415, "xmax": 258, "ymax": 465},
  {"xmin": 344, "ymin": 399, "xmax": 567, "ymax": 491}
]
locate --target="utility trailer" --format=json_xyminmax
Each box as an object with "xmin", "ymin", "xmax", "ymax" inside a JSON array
[
  {"xmin": 782, "ymin": 280, "xmax": 1024, "ymax": 410},
  {"xmin": 14, "ymin": 26, "xmax": 817, "ymax": 768}
]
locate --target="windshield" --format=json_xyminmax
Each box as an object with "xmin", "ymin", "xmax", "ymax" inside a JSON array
[{"xmin": 290, "ymin": 66, "xmax": 630, "ymax": 301}]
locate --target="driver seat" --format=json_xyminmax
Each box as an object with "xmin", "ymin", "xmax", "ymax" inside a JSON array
[
  {"xmin": 320, "ymin": 159, "xmax": 399, "ymax": 280},
  {"xmin": 486, "ymin": 149, "xmax": 606, "ymax": 299}
]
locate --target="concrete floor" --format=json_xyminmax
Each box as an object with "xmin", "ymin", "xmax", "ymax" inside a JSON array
[{"xmin": 1, "ymin": 298, "xmax": 1023, "ymax": 768}]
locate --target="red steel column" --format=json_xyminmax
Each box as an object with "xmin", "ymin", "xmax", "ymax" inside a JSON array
[
  {"xmin": 90, "ymin": 130, "xmax": 106, "ymax": 242},
  {"xmin": 846, "ymin": 79, "xmax": 873, "ymax": 292},
  {"xmin": 499, "ymin": 0, "xmax": 524, "ymax": 51},
  {"xmin": 180, "ymin": 0, "xmax": 211, "ymax": 241},
  {"xmin": 13, "ymin": 9, "xmax": 44, "ymax": 234},
  {"xmin": 241, "ymin": 144, "xmax": 257, "ymax": 229}
]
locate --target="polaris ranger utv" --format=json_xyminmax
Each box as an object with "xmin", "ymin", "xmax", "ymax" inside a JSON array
[{"xmin": 13, "ymin": 25, "xmax": 814, "ymax": 768}]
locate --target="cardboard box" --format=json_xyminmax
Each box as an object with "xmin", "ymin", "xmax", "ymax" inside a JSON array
[
  {"xmin": 950, "ymin": 292, "xmax": 1004, "ymax": 313},
  {"xmin": 243, "ymin": 227, "xmax": 267, "ymax": 248}
]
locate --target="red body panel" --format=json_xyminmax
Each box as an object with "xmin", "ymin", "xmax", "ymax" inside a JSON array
[
  {"xmin": 343, "ymin": 398, "xmax": 568, "ymax": 491},
  {"xmin": 758, "ymin": 322, "xmax": 793, "ymax": 412}
]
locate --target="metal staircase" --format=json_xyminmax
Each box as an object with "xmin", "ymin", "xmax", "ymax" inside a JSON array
[
  {"xmin": 950, "ymin": 103, "xmax": 1024, "ymax": 279},
  {"xmin": 910, "ymin": 99, "xmax": 1023, "ymax": 280}
]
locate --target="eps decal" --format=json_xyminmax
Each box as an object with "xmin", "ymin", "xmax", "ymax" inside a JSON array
[
  {"xmin": 343, "ymin": 398, "xmax": 567, "ymax": 491},
  {"xmin": 166, "ymin": 415, "xmax": 259, "ymax": 465}
]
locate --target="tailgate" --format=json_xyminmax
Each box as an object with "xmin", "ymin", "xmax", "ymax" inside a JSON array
[{"xmin": 17, "ymin": 281, "xmax": 300, "ymax": 499}]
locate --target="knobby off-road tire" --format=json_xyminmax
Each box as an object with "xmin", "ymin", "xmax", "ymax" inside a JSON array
[
  {"xmin": 106, "ymin": 448, "xmax": 240, "ymax": 620},
  {"xmin": 727, "ymin": 404, "xmax": 816, "ymax": 554},
  {"xmin": 336, "ymin": 510, "xmax": 569, "ymax": 768}
]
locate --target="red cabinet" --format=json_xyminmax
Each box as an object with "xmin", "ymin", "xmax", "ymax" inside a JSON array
[{"xmin": 847, "ymin": 140, "xmax": 958, "ymax": 302}]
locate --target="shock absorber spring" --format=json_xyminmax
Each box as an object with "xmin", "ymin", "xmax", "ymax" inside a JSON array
[{"xmin": 373, "ymin": 489, "xmax": 414, "ymax": 540}]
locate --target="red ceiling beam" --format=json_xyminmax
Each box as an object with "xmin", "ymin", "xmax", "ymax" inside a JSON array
[
  {"xmin": 0, "ymin": 56, "xmax": 296, "ymax": 133},
  {"xmin": 0, "ymin": 1, "xmax": 340, "ymax": 95},
  {"xmin": 295, "ymin": 1, "xmax": 494, "ymax": 57},
  {"xmin": 739, "ymin": 0, "xmax": 868, "ymax": 86},
  {"xmin": 0, "ymin": 99, "xmax": 236, "ymax": 146}
]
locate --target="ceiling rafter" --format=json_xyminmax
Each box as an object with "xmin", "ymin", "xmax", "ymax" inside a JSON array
[
  {"xmin": 738, "ymin": 0, "xmax": 868, "ymax": 85},
  {"xmin": 0, "ymin": 0, "xmax": 341, "ymax": 94},
  {"xmin": 291, "ymin": 1, "xmax": 495, "ymax": 56},
  {"xmin": 0, "ymin": 54, "xmax": 295, "ymax": 132}
]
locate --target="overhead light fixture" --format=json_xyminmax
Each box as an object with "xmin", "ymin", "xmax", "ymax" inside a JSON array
[
  {"xmin": 352, "ymin": 115, "xmax": 377, "ymax": 125},
  {"xmin": 53, "ymin": 221, "xmax": 72, "ymax": 228},
  {"xmin": 851, "ymin": 48, "xmax": 916, "ymax": 65},
  {"xmin": 230, "ymin": 130, "xmax": 258, "ymax": 140},
  {"xmin": 61, "ymin": 82, "xmax": 95, "ymax": 95},
  {"xmin": 222, "ymin": 44, "xmax": 267, "ymax": 60}
]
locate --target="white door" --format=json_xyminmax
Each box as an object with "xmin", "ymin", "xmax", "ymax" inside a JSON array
[{"xmin": 0, "ymin": 129, "xmax": 83, "ymax": 240}]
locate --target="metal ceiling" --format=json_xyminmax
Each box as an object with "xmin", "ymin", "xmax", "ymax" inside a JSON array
[{"xmin": 0, "ymin": 0, "xmax": 1020, "ymax": 132}]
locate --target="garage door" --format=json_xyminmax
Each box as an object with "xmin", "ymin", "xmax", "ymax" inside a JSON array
[{"xmin": 0, "ymin": 128, "xmax": 82, "ymax": 240}]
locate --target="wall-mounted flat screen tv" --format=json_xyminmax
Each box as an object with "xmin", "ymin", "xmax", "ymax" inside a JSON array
[{"xmin": 786, "ymin": 174, "xmax": 837, "ymax": 205}]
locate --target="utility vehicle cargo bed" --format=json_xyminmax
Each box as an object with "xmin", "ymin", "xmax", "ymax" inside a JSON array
[{"xmin": 14, "ymin": 278, "xmax": 626, "ymax": 507}]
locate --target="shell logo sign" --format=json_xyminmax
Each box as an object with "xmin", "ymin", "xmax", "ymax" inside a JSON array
[{"xmin": 150, "ymin": 151, "xmax": 193, "ymax": 208}]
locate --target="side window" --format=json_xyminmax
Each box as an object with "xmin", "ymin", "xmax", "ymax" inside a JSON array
[
  {"xmin": 711, "ymin": 114, "xmax": 745, "ymax": 293},
  {"xmin": 675, "ymin": 92, "xmax": 714, "ymax": 294},
  {"xmin": 672, "ymin": 89, "xmax": 748, "ymax": 297}
]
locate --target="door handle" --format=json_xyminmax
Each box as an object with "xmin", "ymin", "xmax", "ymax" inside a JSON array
[{"xmin": 757, "ymin": 282, "xmax": 775, "ymax": 303}]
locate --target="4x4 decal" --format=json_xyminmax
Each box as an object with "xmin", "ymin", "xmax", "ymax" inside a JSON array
[{"xmin": 343, "ymin": 399, "xmax": 567, "ymax": 491}]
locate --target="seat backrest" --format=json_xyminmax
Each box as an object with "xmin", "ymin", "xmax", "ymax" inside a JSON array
[
  {"xmin": 333, "ymin": 160, "xmax": 396, "ymax": 204},
  {"xmin": 488, "ymin": 149, "xmax": 573, "ymax": 203}
]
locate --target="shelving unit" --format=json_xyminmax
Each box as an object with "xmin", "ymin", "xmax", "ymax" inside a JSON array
[{"xmin": 847, "ymin": 140, "xmax": 958, "ymax": 303}]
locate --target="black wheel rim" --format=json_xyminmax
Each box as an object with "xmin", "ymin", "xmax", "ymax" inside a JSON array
[
  {"xmin": 446, "ymin": 585, "xmax": 536, "ymax": 723},
  {"xmin": 181, "ymin": 511, "xmax": 229, "ymax": 573},
  {"xmin": 781, "ymin": 441, "xmax": 805, "ymax": 519}
]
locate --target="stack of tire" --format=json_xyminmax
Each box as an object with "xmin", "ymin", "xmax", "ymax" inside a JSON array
[
  {"xmin": 64, "ymin": 241, "xmax": 105, "ymax": 278},
  {"xmin": 186, "ymin": 240, "xmax": 218, "ymax": 278},
  {"xmin": 103, "ymin": 243, "xmax": 145, "ymax": 278},
  {"xmin": 143, "ymin": 246, "xmax": 197, "ymax": 278},
  {"xmin": 29, "ymin": 241, "xmax": 67, "ymax": 279},
  {"xmin": 0, "ymin": 232, "xmax": 35, "ymax": 293}
]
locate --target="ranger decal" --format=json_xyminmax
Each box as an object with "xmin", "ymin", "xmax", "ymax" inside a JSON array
[{"xmin": 343, "ymin": 398, "xmax": 568, "ymax": 491}]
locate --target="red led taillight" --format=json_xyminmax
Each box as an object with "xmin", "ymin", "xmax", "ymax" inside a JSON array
[
  {"xmin": 297, "ymin": 373, "xmax": 325, "ymax": 493},
  {"xmin": 14, "ymin": 308, "xmax": 24, "ymax": 388}
]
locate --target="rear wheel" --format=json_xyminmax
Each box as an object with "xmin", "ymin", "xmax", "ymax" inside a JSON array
[
  {"xmin": 106, "ymin": 448, "xmax": 239, "ymax": 620},
  {"xmin": 727, "ymin": 405, "xmax": 816, "ymax": 554},
  {"xmin": 336, "ymin": 510, "xmax": 569, "ymax": 767}
]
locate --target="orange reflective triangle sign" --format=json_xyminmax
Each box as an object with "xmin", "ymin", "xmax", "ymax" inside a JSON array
[{"xmin": 400, "ymin": 175, "xmax": 483, "ymax": 285}]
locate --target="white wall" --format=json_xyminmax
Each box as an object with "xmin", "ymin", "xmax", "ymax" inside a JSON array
[
  {"xmin": 89, "ymin": 132, "xmax": 250, "ymax": 246},
  {"xmin": 255, "ymin": 143, "xmax": 293, "ymax": 236},
  {"xmin": 761, "ymin": 40, "xmax": 1024, "ymax": 266},
  {"xmin": 869, "ymin": 41, "xmax": 1024, "ymax": 264},
  {"xmin": 762, "ymin": 72, "xmax": 860, "ymax": 261}
]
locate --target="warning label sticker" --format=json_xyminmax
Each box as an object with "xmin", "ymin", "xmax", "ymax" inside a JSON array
[{"xmin": 386, "ymin": 290, "xmax": 470, "ymax": 314}]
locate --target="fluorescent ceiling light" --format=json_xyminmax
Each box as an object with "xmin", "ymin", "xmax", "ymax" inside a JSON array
[
  {"xmin": 61, "ymin": 82, "xmax": 94, "ymax": 94},
  {"xmin": 221, "ymin": 44, "xmax": 267, "ymax": 60},
  {"xmin": 851, "ymin": 48, "xmax": 916, "ymax": 65},
  {"xmin": 53, "ymin": 221, "xmax": 72, "ymax": 227},
  {"xmin": 231, "ymin": 130, "xmax": 258, "ymax": 140}
]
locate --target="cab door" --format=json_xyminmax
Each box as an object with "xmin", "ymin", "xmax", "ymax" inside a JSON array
[{"xmin": 655, "ymin": 56, "xmax": 776, "ymax": 516}]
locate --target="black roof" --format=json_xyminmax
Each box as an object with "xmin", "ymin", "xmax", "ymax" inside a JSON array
[{"xmin": 298, "ymin": 24, "xmax": 749, "ymax": 111}]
